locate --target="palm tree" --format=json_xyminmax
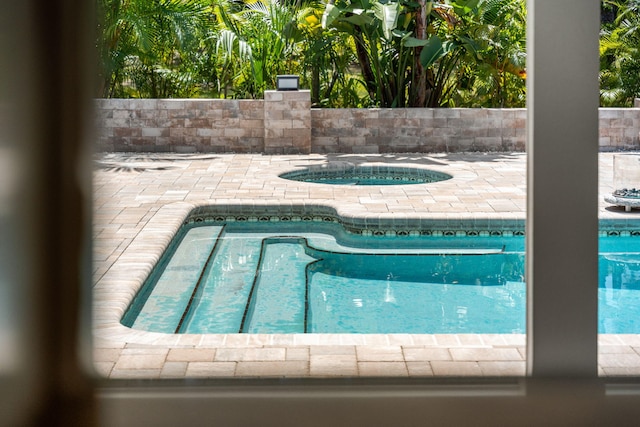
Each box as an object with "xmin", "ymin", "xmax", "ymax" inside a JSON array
[
  {"xmin": 97, "ymin": 0, "xmax": 213, "ymax": 98},
  {"xmin": 452, "ymin": 0, "xmax": 527, "ymax": 107},
  {"xmin": 296, "ymin": 1, "xmax": 362, "ymax": 107},
  {"xmin": 96, "ymin": 0, "xmax": 528, "ymax": 106},
  {"xmin": 322, "ymin": 0, "xmax": 421, "ymax": 107},
  {"xmin": 600, "ymin": 0, "xmax": 640, "ymax": 106},
  {"xmin": 213, "ymin": 0, "xmax": 305, "ymax": 98},
  {"xmin": 322, "ymin": 0, "xmax": 519, "ymax": 107}
]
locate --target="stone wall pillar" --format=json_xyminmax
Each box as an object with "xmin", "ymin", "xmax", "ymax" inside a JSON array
[{"xmin": 263, "ymin": 90, "xmax": 311, "ymax": 154}]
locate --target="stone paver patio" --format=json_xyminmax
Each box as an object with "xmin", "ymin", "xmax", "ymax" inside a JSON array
[{"xmin": 93, "ymin": 152, "xmax": 640, "ymax": 379}]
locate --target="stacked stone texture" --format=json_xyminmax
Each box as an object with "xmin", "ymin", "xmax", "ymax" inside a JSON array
[
  {"xmin": 95, "ymin": 98, "xmax": 264, "ymax": 153},
  {"xmin": 311, "ymin": 108, "xmax": 527, "ymax": 153},
  {"xmin": 263, "ymin": 90, "xmax": 311, "ymax": 154},
  {"xmin": 94, "ymin": 97, "xmax": 639, "ymax": 153},
  {"xmin": 599, "ymin": 108, "xmax": 640, "ymax": 151}
]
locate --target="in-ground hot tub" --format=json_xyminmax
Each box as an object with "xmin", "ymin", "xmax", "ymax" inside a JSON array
[{"xmin": 279, "ymin": 164, "xmax": 452, "ymax": 185}]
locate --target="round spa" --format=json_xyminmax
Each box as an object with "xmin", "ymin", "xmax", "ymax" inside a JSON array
[{"xmin": 279, "ymin": 164, "xmax": 452, "ymax": 185}]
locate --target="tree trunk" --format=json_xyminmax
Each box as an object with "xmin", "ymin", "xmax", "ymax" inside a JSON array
[
  {"xmin": 409, "ymin": 0, "xmax": 428, "ymax": 107},
  {"xmin": 311, "ymin": 65, "xmax": 320, "ymax": 106},
  {"xmin": 353, "ymin": 26, "xmax": 377, "ymax": 101}
]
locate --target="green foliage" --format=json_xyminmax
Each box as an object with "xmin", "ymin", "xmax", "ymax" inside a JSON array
[
  {"xmin": 96, "ymin": 0, "xmax": 640, "ymax": 108},
  {"xmin": 97, "ymin": 0, "xmax": 215, "ymax": 98},
  {"xmin": 600, "ymin": 0, "xmax": 640, "ymax": 106},
  {"xmin": 96, "ymin": 0, "xmax": 531, "ymax": 108},
  {"xmin": 320, "ymin": 0, "xmax": 526, "ymax": 107},
  {"xmin": 451, "ymin": 0, "xmax": 527, "ymax": 107}
]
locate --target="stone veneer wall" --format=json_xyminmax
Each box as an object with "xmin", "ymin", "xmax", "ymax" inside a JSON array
[
  {"xmin": 599, "ymin": 108, "xmax": 640, "ymax": 151},
  {"xmin": 311, "ymin": 108, "xmax": 526, "ymax": 153},
  {"xmin": 94, "ymin": 93, "xmax": 640, "ymax": 153},
  {"xmin": 264, "ymin": 90, "xmax": 311, "ymax": 154},
  {"xmin": 94, "ymin": 98, "xmax": 265, "ymax": 153}
]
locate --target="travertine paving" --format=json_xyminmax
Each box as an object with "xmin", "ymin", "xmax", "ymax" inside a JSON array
[{"xmin": 93, "ymin": 152, "xmax": 640, "ymax": 379}]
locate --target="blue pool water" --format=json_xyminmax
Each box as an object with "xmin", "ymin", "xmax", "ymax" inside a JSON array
[{"xmin": 121, "ymin": 221, "xmax": 640, "ymax": 334}]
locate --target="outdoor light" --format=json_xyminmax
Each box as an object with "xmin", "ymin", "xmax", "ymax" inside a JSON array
[{"xmin": 276, "ymin": 75, "xmax": 299, "ymax": 91}]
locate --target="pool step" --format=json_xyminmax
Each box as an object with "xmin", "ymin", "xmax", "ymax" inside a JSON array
[
  {"xmin": 241, "ymin": 238, "xmax": 316, "ymax": 333},
  {"xmin": 305, "ymin": 237, "xmax": 506, "ymax": 256},
  {"xmin": 179, "ymin": 231, "xmax": 263, "ymax": 333},
  {"xmin": 125, "ymin": 225, "xmax": 222, "ymax": 333}
]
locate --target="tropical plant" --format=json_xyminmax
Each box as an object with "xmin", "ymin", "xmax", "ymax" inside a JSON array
[
  {"xmin": 212, "ymin": 0, "xmax": 306, "ymax": 98},
  {"xmin": 321, "ymin": 0, "xmax": 526, "ymax": 108},
  {"xmin": 414, "ymin": 0, "xmax": 488, "ymax": 107},
  {"xmin": 322, "ymin": 0, "xmax": 415, "ymax": 107},
  {"xmin": 208, "ymin": 29, "xmax": 253, "ymax": 98},
  {"xmin": 96, "ymin": 0, "xmax": 529, "ymax": 107},
  {"xmin": 451, "ymin": 0, "xmax": 526, "ymax": 107},
  {"xmin": 600, "ymin": 0, "xmax": 640, "ymax": 106},
  {"xmin": 297, "ymin": 3, "xmax": 365, "ymax": 107},
  {"xmin": 97, "ymin": 0, "xmax": 214, "ymax": 98}
]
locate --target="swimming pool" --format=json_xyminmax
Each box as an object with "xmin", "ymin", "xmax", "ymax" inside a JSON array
[{"xmin": 121, "ymin": 218, "xmax": 640, "ymax": 335}]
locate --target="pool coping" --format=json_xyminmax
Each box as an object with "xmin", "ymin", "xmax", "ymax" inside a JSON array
[
  {"xmin": 93, "ymin": 199, "xmax": 640, "ymax": 379},
  {"xmin": 96, "ymin": 201, "xmax": 534, "ymax": 347},
  {"xmin": 92, "ymin": 153, "xmax": 640, "ymax": 379},
  {"xmin": 94, "ymin": 202, "xmax": 532, "ymax": 379}
]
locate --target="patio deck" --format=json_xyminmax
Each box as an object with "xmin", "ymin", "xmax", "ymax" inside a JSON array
[{"xmin": 93, "ymin": 152, "xmax": 640, "ymax": 379}]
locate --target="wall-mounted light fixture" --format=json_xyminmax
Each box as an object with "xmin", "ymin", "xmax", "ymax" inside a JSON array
[{"xmin": 276, "ymin": 75, "xmax": 299, "ymax": 91}]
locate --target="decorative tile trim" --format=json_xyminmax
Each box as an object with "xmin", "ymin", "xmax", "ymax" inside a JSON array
[
  {"xmin": 599, "ymin": 219, "xmax": 640, "ymax": 236},
  {"xmin": 184, "ymin": 205, "xmax": 527, "ymax": 236},
  {"xmin": 600, "ymin": 230, "xmax": 640, "ymax": 237},
  {"xmin": 184, "ymin": 205, "xmax": 640, "ymax": 237},
  {"xmin": 95, "ymin": 201, "xmax": 640, "ymax": 350}
]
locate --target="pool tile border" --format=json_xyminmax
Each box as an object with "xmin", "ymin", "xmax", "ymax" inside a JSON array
[
  {"xmin": 94, "ymin": 201, "xmax": 640, "ymax": 379},
  {"xmin": 185, "ymin": 205, "xmax": 529, "ymax": 237},
  {"xmin": 94, "ymin": 201, "xmax": 640, "ymax": 339},
  {"xmin": 96, "ymin": 201, "xmax": 533, "ymax": 345}
]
